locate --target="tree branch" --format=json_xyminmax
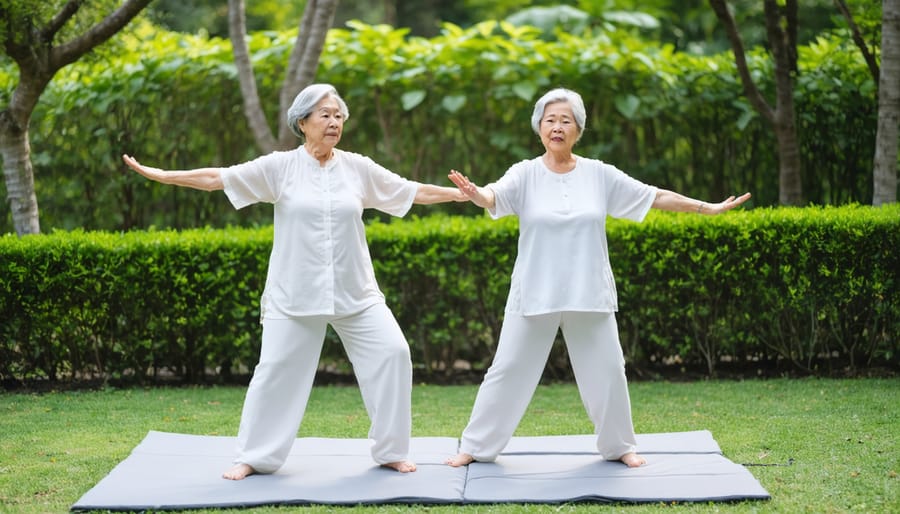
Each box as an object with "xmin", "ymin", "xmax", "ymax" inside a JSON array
[
  {"xmin": 834, "ymin": 0, "xmax": 880, "ymax": 82},
  {"xmin": 708, "ymin": 0, "xmax": 775, "ymax": 124},
  {"xmin": 51, "ymin": 0, "xmax": 153, "ymax": 70},
  {"xmin": 277, "ymin": 0, "xmax": 339, "ymax": 146},
  {"xmin": 41, "ymin": 0, "xmax": 84, "ymax": 42},
  {"xmin": 228, "ymin": 0, "xmax": 277, "ymax": 152}
]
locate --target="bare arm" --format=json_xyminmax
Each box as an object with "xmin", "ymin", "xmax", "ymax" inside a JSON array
[
  {"xmin": 652, "ymin": 189, "xmax": 752, "ymax": 215},
  {"xmin": 413, "ymin": 183, "xmax": 468, "ymax": 205},
  {"xmin": 122, "ymin": 154, "xmax": 224, "ymax": 192},
  {"xmin": 448, "ymin": 170, "xmax": 495, "ymax": 210}
]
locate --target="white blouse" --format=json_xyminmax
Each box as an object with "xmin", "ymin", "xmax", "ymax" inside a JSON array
[
  {"xmin": 221, "ymin": 146, "xmax": 417, "ymax": 318},
  {"xmin": 487, "ymin": 156, "xmax": 657, "ymax": 315}
]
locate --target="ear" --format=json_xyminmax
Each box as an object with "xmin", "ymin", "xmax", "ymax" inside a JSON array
[{"xmin": 297, "ymin": 118, "xmax": 306, "ymax": 134}]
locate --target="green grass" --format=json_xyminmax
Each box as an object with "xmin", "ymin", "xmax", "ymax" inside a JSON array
[{"xmin": 1, "ymin": 378, "xmax": 897, "ymax": 513}]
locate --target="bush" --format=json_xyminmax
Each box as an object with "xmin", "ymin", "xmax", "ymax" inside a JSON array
[
  {"xmin": 0, "ymin": 21, "xmax": 879, "ymax": 234},
  {"xmin": 2, "ymin": 205, "xmax": 897, "ymax": 385}
]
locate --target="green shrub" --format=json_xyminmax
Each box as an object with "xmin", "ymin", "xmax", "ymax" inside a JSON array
[
  {"xmin": 2, "ymin": 206, "xmax": 897, "ymax": 384},
  {"xmin": 0, "ymin": 21, "xmax": 879, "ymax": 234}
]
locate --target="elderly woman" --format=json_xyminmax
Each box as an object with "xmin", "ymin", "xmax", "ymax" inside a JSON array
[
  {"xmin": 446, "ymin": 88, "xmax": 751, "ymax": 468},
  {"xmin": 123, "ymin": 83, "xmax": 465, "ymax": 480}
]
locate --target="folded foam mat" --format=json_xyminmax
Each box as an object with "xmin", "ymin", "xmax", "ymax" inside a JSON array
[{"xmin": 72, "ymin": 430, "xmax": 769, "ymax": 511}]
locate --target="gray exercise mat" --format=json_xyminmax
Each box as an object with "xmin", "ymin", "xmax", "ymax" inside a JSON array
[{"xmin": 71, "ymin": 430, "xmax": 769, "ymax": 511}]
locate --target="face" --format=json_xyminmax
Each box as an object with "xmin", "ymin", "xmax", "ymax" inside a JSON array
[
  {"xmin": 298, "ymin": 95, "xmax": 344, "ymax": 148},
  {"xmin": 539, "ymin": 101, "xmax": 579, "ymax": 152}
]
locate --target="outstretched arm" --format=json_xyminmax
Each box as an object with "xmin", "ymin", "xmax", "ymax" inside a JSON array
[
  {"xmin": 652, "ymin": 189, "xmax": 751, "ymax": 215},
  {"xmin": 448, "ymin": 170, "xmax": 495, "ymax": 210},
  {"xmin": 122, "ymin": 154, "xmax": 224, "ymax": 192},
  {"xmin": 413, "ymin": 183, "xmax": 468, "ymax": 204}
]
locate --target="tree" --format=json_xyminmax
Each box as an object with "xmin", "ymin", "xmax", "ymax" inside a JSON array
[
  {"xmin": 228, "ymin": 0, "xmax": 339, "ymax": 153},
  {"xmin": 873, "ymin": 0, "xmax": 898, "ymax": 205},
  {"xmin": 835, "ymin": 0, "xmax": 897, "ymax": 205},
  {"xmin": 1, "ymin": 0, "xmax": 153, "ymax": 235},
  {"xmin": 709, "ymin": 0, "xmax": 804, "ymax": 205}
]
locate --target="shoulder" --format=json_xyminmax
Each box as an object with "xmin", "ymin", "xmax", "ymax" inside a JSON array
[
  {"xmin": 505, "ymin": 157, "xmax": 540, "ymax": 176},
  {"xmin": 335, "ymin": 148, "xmax": 376, "ymax": 168},
  {"xmin": 576, "ymin": 155, "xmax": 613, "ymax": 171}
]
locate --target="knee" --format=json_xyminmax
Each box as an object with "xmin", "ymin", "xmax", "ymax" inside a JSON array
[{"xmin": 386, "ymin": 337, "xmax": 411, "ymax": 360}]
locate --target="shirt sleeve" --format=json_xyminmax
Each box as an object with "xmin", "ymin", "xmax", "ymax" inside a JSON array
[
  {"xmin": 486, "ymin": 161, "xmax": 527, "ymax": 219},
  {"xmin": 221, "ymin": 152, "xmax": 285, "ymax": 209},
  {"xmin": 604, "ymin": 163, "xmax": 658, "ymax": 222},
  {"xmin": 360, "ymin": 156, "xmax": 417, "ymax": 217}
]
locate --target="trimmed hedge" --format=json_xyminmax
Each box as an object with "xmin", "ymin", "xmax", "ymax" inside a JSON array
[{"xmin": 2, "ymin": 206, "xmax": 898, "ymax": 384}]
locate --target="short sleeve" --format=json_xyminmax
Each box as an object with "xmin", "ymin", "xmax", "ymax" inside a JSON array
[
  {"xmin": 486, "ymin": 161, "xmax": 527, "ymax": 219},
  {"xmin": 221, "ymin": 153, "xmax": 285, "ymax": 209},
  {"xmin": 360, "ymin": 156, "xmax": 417, "ymax": 217},
  {"xmin": 605, "ymin": 164, "xmax": 658, "ymax": 222}
]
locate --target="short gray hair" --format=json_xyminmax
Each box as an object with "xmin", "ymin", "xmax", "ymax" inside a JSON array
[
  {"xmin": 530, "ymin": 88, "xmax": 586, "ymax": 141},
  {"xmin": 286, "ymin": 83, "xmax": 350, "ymax": 138}
]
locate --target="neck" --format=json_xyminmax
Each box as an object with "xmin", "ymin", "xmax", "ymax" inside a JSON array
[
  {"xmin": 542, "ymin": 151, "xmax": 576, "ymax": 173},
  {"xmin": 305, "ymin": 142, "xmax": 334, "ymax": 165}
]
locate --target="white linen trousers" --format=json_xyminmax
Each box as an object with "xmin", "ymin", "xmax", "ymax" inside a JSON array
[
  {"xmin": 234, "ymin": 303, "xmax": 413, "ymax": 473},
  {"xmin": 458, "ymin": 311, "xmax": 637, "ymax": 462}
]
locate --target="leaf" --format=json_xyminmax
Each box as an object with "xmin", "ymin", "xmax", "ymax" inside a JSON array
[
  {"xmin": 613, "ymin": 94, "xmax": 641, "ymax": 120},
  {"xmin": 441, "ymin": 94, "xmax": 466, "ymax": 113},
  {"xmin": 512, "ymin": 82, "xmax": 538, "ymax": 102},
  {"xmin": 736, "ymin": 110, "xmax": 756, "ymax": 130},
  {"xmin": 401, "ymin": 90, "xmax": 427, "ymax": 111}
]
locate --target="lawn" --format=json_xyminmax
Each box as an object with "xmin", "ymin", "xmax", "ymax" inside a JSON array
[{"xmin": 1, "ymin": 378, "xmax": 897, "ymax": 513}]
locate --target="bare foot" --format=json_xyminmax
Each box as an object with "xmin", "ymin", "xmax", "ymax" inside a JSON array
[
  {"xmin": 619, "ymin": 452, "xmax": 646, "ymax": 468},
  {"xmin": 381, "ymin": 460, "xmax": 417, "ymax": 473},
  {"xmin": 222, "ymin": 463, "xmax": 256, "ymax": 480},
  {"xmin": 444, "ymin": 452, "xmax": 475, "ymax": 467}
]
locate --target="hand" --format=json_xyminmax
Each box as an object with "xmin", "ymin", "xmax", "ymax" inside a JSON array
[
  {"xmin": 448, "ymin": 169, "xmax": 493, "ymax": 209},
  {"xmin": 122, "ymin": 154, "xmax": 165, "ymax": 182},
  {"xmin": 448, "ymin": 169, "xmax": 479, "ymax": 199},
  {"xmin": 706, "ymin": 192, "xmax": 752, "ymax": 214}
]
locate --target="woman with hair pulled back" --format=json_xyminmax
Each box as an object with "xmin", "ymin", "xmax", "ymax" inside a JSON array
[
  {"xmin": 124, "ymin": 83, "xmax": 465, "ymax": 480},
  {"xmin": 446, "ymin": 88, "xmax": 751, "ymax": 468}
]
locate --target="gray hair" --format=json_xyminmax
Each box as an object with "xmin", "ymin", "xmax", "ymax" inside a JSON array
[
  {"xmin": 286, "ymin": 83, "xmax": 350, "ymax": 138},
  {"xmin": 530, "ymin": 88, "xmax": 586, "ymax": 141}
]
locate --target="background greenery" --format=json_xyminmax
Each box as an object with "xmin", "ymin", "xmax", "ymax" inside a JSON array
[
  {"xmin": 0, "ymin": 12, "xmax": 879, "ymax": 233},
  {"xmin": 1, "ymin": 379, "xmax": 897, "ymax": 513},
  {"xmin": 2, "ymin": 205, "xmax": 897, "ymax": 386}
]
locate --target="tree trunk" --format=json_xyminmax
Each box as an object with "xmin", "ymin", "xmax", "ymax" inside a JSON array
[
  {"xmin": 228, "ymin": 0, "xmax": 278, "ymax": 153},
  {"xmin": 277, "ymin": 0, "xmax": 339, "ymax": 148},
  {"xmin": 873, "ymin": 0, "xmax": 899, "ymax": 206},
  {"xmin": 709, "ymin": 0, "xmax": 803, "ymax": 205},
  {"xmin": 0, "ymin": 0, "xmax": 153, "ymax": 235},
  {"xmin": 773, "ymin": 108, "xmax": 804, "ymax": 205},
  {"xmin": 0, "ymin": 114, "xmax": 40, "ymax": 235},
  {"xmin": 230, "ymin": 0, "xmax": 339, "ymax": 153}
]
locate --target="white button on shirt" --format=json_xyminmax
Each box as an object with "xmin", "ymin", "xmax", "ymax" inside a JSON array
[
  {"xmin": 221, "ymin": 146, "xmax": 417, "ymax": 318},
  {"xmin": 487, "ymin": 156, "xmax": 657, "ymax": 315}
]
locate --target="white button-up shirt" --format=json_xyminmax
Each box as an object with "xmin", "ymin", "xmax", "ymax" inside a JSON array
[
  {"xmin": 487, "ymin": 156, "xmax": 657, "ymax": 315},
  {"xmin": 221, "ymin": 146, "xmax": 417, "ymax": 318}
]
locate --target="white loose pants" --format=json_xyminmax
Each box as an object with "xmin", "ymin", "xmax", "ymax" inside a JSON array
[
  {"xmin": 234, "ymin": 303, "xmax": 413, "ymax": 473},
  {"xmin": 459, "ymin": 311, "xmax": 638, "ymax": 461}
]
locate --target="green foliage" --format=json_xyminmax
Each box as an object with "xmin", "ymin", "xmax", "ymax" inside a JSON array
[
  {"xmin": 0, "ymin": 19, "xmax": 881, "ymax": 234},
  {"xmin": 612, "ymin": 204, "xmax": 900, "ymax": 377},
  {"xmin": 2, "ymin": 206, "xmax": 897, "ymax": 384},
  {"xmin": 0, "ymin": 226, "xmax": 270, "ymax": 383}
]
